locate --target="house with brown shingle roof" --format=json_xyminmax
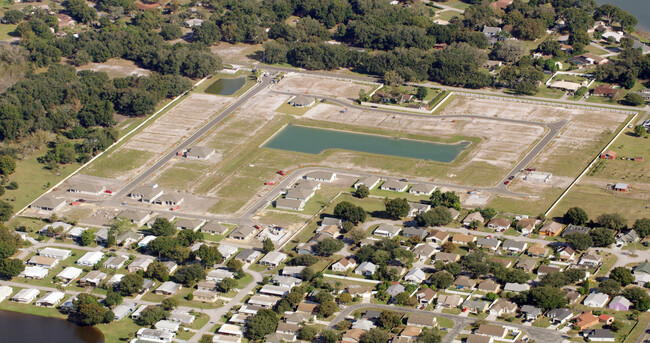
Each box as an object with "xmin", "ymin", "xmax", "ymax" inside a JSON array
[
  {"xmin": 527, "ymin": 243, "xmax": 548, "ymax": 257},
  {"xmin": 539, "ymin": 222, "xmax": 564, "ymax": 237},
  {"xmin": 463, "ymin": 212, "xmax": 485, "ymax": 227},
  {"xmin": 574, "ymin": 311, "xmax": 599, "ymax": 331},
  {"xmin": 452, "ymin": 233, "xmax": 476, "ymax": 245},
  {"xmin": 487, "ymin": 217, "xmax": 511, "ymax": 231},
  {"xmin": 476, "ymin": 324, "xmax": 506, "ymax": 338},
  {"xmin": 342, "ymin": 329, "xmax": 365, "ymax": 343},
  {"xmin": 426, "ymin": 230, "xmax": 449, "ymax": 245},
  {"xmin": 477, "ymin": 279, "xmax": 500, "ymax": 293},
  {"xmin": 453, "ymin": 276, "xmax": 476, "ymax": 290}
]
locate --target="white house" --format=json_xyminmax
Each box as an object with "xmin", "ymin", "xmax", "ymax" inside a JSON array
[
  {"xmin": 259, "ymin": 251, "xmax": 287, "ymax": 267},
  {"xmin": 11, "ymin": 288, "xmax": 39, "ymax": 303},
  {"xmin": 35, "ymin": 291, "xmax": 65, "ymax": 307},
  {"xmin": 355, "ymin": 261, "xmax": 377, "ymax": 276},
  {"xmin": 584, "ymin": 292, "xmax": 609, "ymax": 308},
  {"xmin": 331, "ymin": 257, "xmax": 357, "ymax": 272},
  {"xmin": 76, "ymin": 251, "xmax": 105, "ymax": 267},
  {"xmin": 373, "ymin": 224, "xmax": 401, "ymax": 238},
  {"xmin": 404, "ymin": 268, "xmax": 426, "ymax": 283}
]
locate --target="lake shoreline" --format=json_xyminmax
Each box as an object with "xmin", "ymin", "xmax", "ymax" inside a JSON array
[{"xmin": 0, "ymin": 308, "xmax": 105, "ymax": 343}]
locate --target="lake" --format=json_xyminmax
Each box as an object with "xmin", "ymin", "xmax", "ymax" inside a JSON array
[
  {"xmin": 204, "ymin": 77, "xmax": 246, "ymax": 95},
  {"xmin": 595, "ymin": 0, "xmax": 650, "ymax": 32},
  {"xmin": 0, "ymin": 310, "xmax": 104, "ymax": 343},
  {"xmin": 263, "ymin": 125, "xmax": 470, "ymax": 163}
]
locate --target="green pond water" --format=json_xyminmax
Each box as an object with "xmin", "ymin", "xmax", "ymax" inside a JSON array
[
  {"xmin": 205, "ymin": 77, "xmax": 246, "ymax": 95},
  {"xmin": 263, "ymin": 125, "xmax": 469, "ymax": 163}
]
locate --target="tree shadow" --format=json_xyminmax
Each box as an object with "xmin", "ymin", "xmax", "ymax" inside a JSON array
[
  {"xmin": 369, "ymin": 210, "xmax": 388, "ymax": 219},
  {"xmin": 247, "ymin": 51, "xmax": 264, "ymax": 62}
]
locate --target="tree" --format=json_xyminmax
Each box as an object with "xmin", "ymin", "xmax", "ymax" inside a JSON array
[
  {"xmin": 262, "ymin": 238, "xmax": 274, "ymax": 254},
  {"xmin": 564, "ymin": 233, "xmax": 593, "ymax": 251},
  {"xmin": 333, "ymin": 201, "xmax": 367, "ymax": 224},
  {"xmin": 161, "ymin": 298, "xmax": 178, "ymax": 311},
  {"xmin": 491, "ymin": 40, "xmax": 527, "ymax": 63},
  {"xmin": 219, "ymin": 277, "xmax": 237, "ymax": 293},
  {"xmin": 623, "ymin": 287, "xmax": 650, "ymax": 311},
  {"xmin": 0, "ymin": 227, "xmax": 22, "ymax": 259},
  {"xmin": 119, "ymin": 273, "xmax": 144, "ymax": 296},
  {"xmin": 478, "ymin": 208, "xmax": 497, "ymax": 221},
  {"xmin": 320, "ymin": 329, "xmax": 341, "ymax": 343},
  {"xmin": 314, "ymin": 238, "xmax": 344, "ymax": 256},
  {"xmin": 609, "ymin": 267, "xmax": 635, "ymax": 286},
  {"xmin": 355, "ymin": 185, "xmax": 370, "ymax": 198},
  {"xmin": 0, "ymin": 258, "xmax": 24, "ymax": 279},
  {"xmin": 160, "ymin": 23, "xmax": 182, "ymax": 40},
  {"xmin": 428, "ymin": 271, "xmax": 454, "ymax": 290},
  {"xmin": 565, "ymin": 207, "xmax": 588, "ymax": 225},
  {"xmin": 441, "ymin": 242, "xmax": 456, "ymax": 253},
  {"xmin": 597, "ymin": 213, "xmax": 627, "ymax": 230},
  {"xmin": 634, "ymin": 125, "xmax": 649, "ymax": 138},
  {"xmin": 199, "ymin": 335, "xmax": 215, "ymax": 343},
  {"xmin": 226, "ymin": 258, "xmax": 244, "ymax": 276},
  {"xmin": 383, "ymin": 70, "xmax": 404, "ymax": 86},
  {"xmin": 0, "ymin": 155, "xmax": 16, "ymax": 175},
  {"xmin": 633, "ymin": 218, "xmax": 650, "ymax": 238},
  {"xmin": 2, "ymin": 10, "xmax": 24, "ymax": 24},
  {"xmin": 609, "ymin": 321, "xmax": 624, "ymax": 332},
  {"xmin": 597, "ymin": 279, "xmax": 621, "ymax": 296},
  {"xmin": 174, "ymin": 264, "xmax": 206, "ymax": 287},
  {"xmin": 430, "ymin": 190, "xmax": 460, "ymax": 210},
  {"xmin": 384, "ymin": 198, "xmax": 409, "ymax": 219},
  {"xmin": 349, "ymin": 228, "xmax": 367, "ymax": 244},
  {"xmin": 0, "ymin": 201, "xmax": 13, "ymax": 222},
  {"xmin": 195, "ymin": 245, "xmax": 223, "ymax": 267},
  {"xmin": 193, "ymin": 21, "xmax": 222, "ymax": 45},
  {"xmin": 298, "ymin": 326, "xmax": 318, "ymax": 341},
  {"xmin": 379, "ymin": 310, "xmax": 402, "ymax": 329},
  {"xmin": 338, "ymin": 293, "xmax": 353, "ymax": 304},
  {"xmin": 104, "ymin": 288, "xmax": 123, "ymax": 307},
  {"xmin": 300, "ymin": 266, "xmax": 316, "ymax": 281},
  {"xmin": 395, "ymin": 291, "xmax": 416, "ymax": 306},
  {"xmin": 415, "ymin": 87, "xmax": 428, "ymax": 101},
  {"xmin": 145, "ymin": 262, "xmax": 170, "ymax": 282},
  {"xmin": 150, "ymin": 218, "xmax": 176, "ymax": 236},
  {"xmin": 525, "ymin": 286, "xmax": 567, "ymax": 311},
  {"xmin": 245, "ymin": 309, "xmax": 278, "ymax": 340},
  {"xmin": 624, "ymin": 93, "xmax": 645, "ymax": 106},
  {"xmin": 318, "ymin": 301, "xmax": 338, "ymax": 317},
  {"xmin": 485, "ymin": 292, "xmax": 498, "ymax": 301},
  {"xmin": 70, "ymin": 294, "xmax": 110, "ymax": 326},
  {"xmin": 360, "ymin": 328, "xmax": 389, "ymax": 343},
  {"xmin": 136, "ymin": 306, "xmax": 168, "ymax": 326},
  {"xmin": 417, "ymin": 328, "xmax": 441, "ymax": 343},
  {"xmin": 291, "ymin": 254, "xmax": 318, "ymax": 266},
  {"xmin": 415, "ymin": 206, "xmax": 453, "ymax": 227},
  {"xmin": 590, "ymin": 228, "xmax": 615, "ymax": 247},
  {"xmin": 63, "ymin": 0, "xmax": 97, "ymax": 24},
  {"xmin": 79, "ymin": 230, "xmax": 95, "ymax": 246}
]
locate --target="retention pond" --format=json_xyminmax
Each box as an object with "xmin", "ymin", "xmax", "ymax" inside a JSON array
[
  {"xmin": 205, "ymin": 77, "xmax": 246, "ymax": 95},
  {"xmin": 263, "ymin": 125, "xmax": 469, "ymax": 163},
  {"xmin": 0, "ymin": 310, "xmax": 104, "ymax": 343}
]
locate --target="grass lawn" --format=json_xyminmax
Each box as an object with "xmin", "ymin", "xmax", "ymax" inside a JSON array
[
  {"xmin": 441, "ymin": 308, "xmax": 462, "ymax": 315},
  {"xmin": 141, "ymin": 287, "xmax": 222, "ymax": 309},
  {"xmin": 441, "ymin": 0, "xmax": 470, "ymax": 10},
  {"xmin": 535, "ymin": 86, "xmax": 566, "ymax": 99},
  {"xmin": 84, "ymin": 148, "xmax": 153, "ymax": 178},
  {"xmin": 435, "ymin": 10, "xmax": 462, "ymax": 22},
  {"xmin": 586, "ymin": 130, "xmax": 650, "ymax": 184},
  {"xmin": 98, "ymin": 318, "xmax": 142, "ymax": 342},
  {"xmin": 275, "ymin": 102, "xmax": 318, "ymax": 116},
  {"xmin": 154, "ymin": 165, "xmax": 205, "ymax": 190},
  {"xmin": 0, "ymin": 23, "xmax": 16, "ymax": 40},
  {"xmin": 583, "ymin": 44, "xmax": 610, "ymax": 56},
  {"xmin": 625, "ymin": 312, "xmax": 650, "ymax": 343},
  {"xmin": 436, "ymin": 317, "xmax": 455, "ymax": 328},
  {"xmin": 595, "ymin": 252, "xmax": 617, "ymax": 277},
  {"xmin": 0, "ymin": 149, "xmax": 81, "ymax": 212},
  {"xmin": 488, "ymin": 188, "xmax": 563, "ymax": 216},
  {"xmin": 550, "ymin": 183, "xmax": 650, "ymax": 222},
  {"xmin": 532, "ymin": 317, "xmax": 551, "ymax": 328}
]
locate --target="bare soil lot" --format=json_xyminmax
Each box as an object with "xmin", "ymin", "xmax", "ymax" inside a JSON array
[
  {"xmin": 77, "ymin": 58, "xmax": 151, "ymax": 79},
  {"xmin": 210, "ymin": 42, "xmax": 262, "ymax": 63},
  {"xmin": 274, "ymin": 74, "xmax": 377, "ymax": 99},
  {"xmin": 441, "ymin": 96, "xmax": 630, "ymax": 178}
]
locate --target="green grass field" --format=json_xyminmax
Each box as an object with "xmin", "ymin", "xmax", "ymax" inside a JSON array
[
  {"xmin": 586, "ymin": 130, "xmax": 650, "ymax": 183},
  {"xmin": 275, "ymin": 102, "xmax": 317, "ymax": 116},
  {"xmin": 84, "ymin": 148, "xmax": 153, "ymax": 178},
  {"xmin": 0, "ymin": 23, "xmax": 16, "ymax": 40},
  {"xmin": 550, "ymin": 183, "xmax": 649, "ymax": 222}
]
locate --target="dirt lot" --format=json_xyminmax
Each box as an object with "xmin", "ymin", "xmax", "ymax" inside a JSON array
[
  {"xmin": 87, "ymin": 93, "xmax": 232, "ymax": 181},
  {"xmin": 441, "ymin": 96, "xmax": 630, "ymax": 178},
  {"xmin": 77, "ymin": 58, "xmax": 151, "ymax": 79},
  {"xmin": 210, "ymin": 42, "xmax": 262, "ymax": 63},
  {"xmin": 274, "ymin": 74, "xmax": 377, "ymax": 99}
]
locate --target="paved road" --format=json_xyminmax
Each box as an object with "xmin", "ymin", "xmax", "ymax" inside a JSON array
[
  {"xmin": 108, "ymin": 76, "xmax": 273, "ymax": 203},
  {"xmin": 637, "ymin": 320, "xmax": 650, "ymax": 343},
  {"xmin": 330, "ymin": 303, "xmax": 565, "ymax": 343},
  {"xmin": 424, "ymin": 0, "xmax": 465, "ymax": 13}
]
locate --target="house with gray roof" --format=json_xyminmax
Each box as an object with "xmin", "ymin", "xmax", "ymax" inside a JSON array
[
  {"xmin": 402, "ymin": 226, "xmax": 427, "ymax": 239},
  {"xmin": 374, "ymin": 224, "xmax": 402, "ymax": 238},
  {"xmin": 236, "ymin": 249, "xmax": 262, "ymax": 263},
  {"xmin": 412, "ymin": 244, "xmax": 436, "ymax": 262},
  {"xmin": 408, "ymin": 202, "xmax": 431, "ymax": 217},
  {"xmin": 354, "ymin": 176, "xmax": 381, "ymax": 190},
  {"xmin": 582, "ymin": 329, "xmax": 615, "ymax": 342},
  {"xmin": 477, "ymin": 237, "xmax": 501, "ymax": 251},
  {"xmin": 129, "ymin": 186, "xmax": 163, "ymax": 203},
  {"xmin": 386, "ymin": 284, "xmax": 405, "ymax": 298},
  {"xmin": 202, "ymin": 221, "xmax": 228, "ymax": 235},
  {"xmin": 30, "ymin": 196, "xmax": 66, "ymax": 212},
  {"xmin": 504, "ymin": 283, "xmax": 530, "ymax": 293},
  {"xmin": 229, "ymin": 225, "xmax": 255, "ymax": 240},
  {"xmin": 562, "ymin": 224, "xmax": 590, "ymax": 237},
  {"xmin": 502, "ymin": 240, "xmax": 527, "ymax": 254},
  {"xmin": 520, "ymin": 305, "xmax": 542, "ymax": 321},
  {"xmin": 154, "ymin": 193, "xmax": 184, "ymax": 206},
  {"xmin": 380, "ymin": 180, "xmax": 408, "ymax": 192},
  {"xmin": 276, "ymin": 198, "xmax": 305, "ymax": 211},
  {"xmin": 118, "ymin": 209, "xmax": 152, "ymax": 226},
  {"xmin": 289, "ymin": 96, "xmax": 315, "ymax": 107},
  {"xmin": 463, "ymin": 299, "xmax": 489, "ymax": 313},
  {"xmin": 408, "ymin": 183, "xmax": 436, "ymax": 196},
  {"xmin": 113, "ymin": 302, "xmax": 137, "ymax": 321},
  {"xmin": 175, "ymin": 218, "xmax": 205, "ymax": 231},
  {"xmin": 185, "ymin": 146, "xmax": 215, "ymax": 160},
  {"xmin": 304, "ymin": 171, "xmax": 336, "ymax": 182},
  {"xmin": 285, "ymin": 188, "xmax": 315, "ymax": 202},
  {"xmin": 547, "ymin": 308, "xmax": 573, "ymax": 324},
  {"xmin": 66, "ymin": 181, "xmax": 106, "ymax": 196}
]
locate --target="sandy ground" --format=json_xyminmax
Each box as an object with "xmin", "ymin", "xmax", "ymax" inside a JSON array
[
  {"xmin": 210, "ymin": 42, "xmax": 262, "ymax": 63},
  {"xmin": 77, "ymin": 58, "xmax": 151, "ymax": 78},
  {"xmin": 303, "ymin": 102, "xmax": 545, "ymax": 173},
  {"xmin": 274, "ymin": 74, "xmax": 376, "ymax": 100}
]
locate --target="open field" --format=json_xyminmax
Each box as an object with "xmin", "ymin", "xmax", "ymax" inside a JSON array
[
  {"xmin": 549, "ymin": 183, "xmax": 649, "ymax": 221},
  {"xmin": 210, "ymin": 42, "xmax": 263, "ymax": 63},
  {"xmin": 586, "ymin": 129, "xmax": 650, "ymax": 184},
  {"xmin": 274, "ymin": 74, "xmax": 376, "ymax": 99}
]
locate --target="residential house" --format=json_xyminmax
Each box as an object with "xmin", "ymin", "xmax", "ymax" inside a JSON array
[
  {"xmin": 408, "ymin": 202, "xmax": 432, "ymax": 218},
  {"xmin": 284, "ymin": 188, "xmax": 315, "ymax": 202},
  {"xmin": 229, "ymin": 226, "xmax": 255, "ymax": 240},
  {"xmin": 487, "ymin": 218, "xmax": 511, "ymax": 231},
  {"xmin": 402, "ymin": 226, "xmax": 427, "ymax": 239},
  {"xmin": 579, "ymin": 252, "xmax": 602, "ymax": 268},
  {"xmin": 452, "ymin": 233, "xmax": 476, "ymax": 245},
  {"xmin": 331, "ymin": 257, "xmax": 357, "ymax": 272},
  {"xmin": 248, "ymin": 295, "xmax": 280, "ymax": 308},
  {"xmin": 272, "ymin": 275, "xmax": 300, "ymax": 288},
  {"xmin": 539, "ymin": 222, "xmax": 563, "ymax": 237},
  {"xmin": 260, "ymin": 284, "xmax": 291, "ymax": 297},
  {"xmin": 103, "ymin": 255, "xmax": 128, "ymax": 269},
  {"xmin": 584, "ymin": 293, "xmax": 609, "ymax": 308},
  {"xmin": 407, "ymin": 314, "xmax": 436, "ymax": 328},
  {"xmin": 11, "ymin": 289, "xmax": 39, "ymax": 303},
  {"xmin": 380, "ymin": 180, "xmax": 408, "ymax": 192},
  {"xmin": 520, "ymin": 305, "xmax": 542, "ymax": 321},
  {"xmin": 616, "ymin": 230, "xmax": 639, "ymax": 246},
  {"xmin": 163, "ymin": 261, "xmax": 178, "ymax": 274},
  {"xmin": 155, "ymin": 281, "xmax": 182, "ymax": 296},
  {"xmin": 426, "ymin": 230, "xmax": 449, "ymax": 245},
  {"xmin": 218, "ymin": 244, "xmax": 238, "ymax": 260},
  {"xmin": 464, "ymin": 299, "xmax": 490, "ymax": 313},
  {"xmin": 79, "ymin": 271, "xmax": 106, "ymax": 287},
  {"xmin": 202, "ymin": 221, "xmax": 229, "ymax": 235},
  {"xmin": 113, "ymin": 302, "xmax": 137, "ymax": 321},
  {"xmin": 154, "ymin": 193, "xmax": 184, "ymax": 207},
  {"xmin": 304, "ymin": 171, "xmax": 336, "ymax": 182},
  {"xmin": 56, "ymin": 267, "xmax": 82, "ymax": 283},
  {"xmin": 128, "ymin": 186, "xmax": 163, "ymax": 204},
  {"xmin": 434, "ymin": 252, "xmax": 460, "ymax": 263},
  {"xmin": 408, "ymin": 183, "xmax": 436, "ymax": 196},
  {"xmin": 342, "ymin": 329, "xmax": 365, "ymax": 343},
  {"xmin": 37, "ymin": 222, "xmax": 71, "ymax": 236},
  {"xmin": 504, "ymin": 283, "xmax": 530, "ymax": 293},
  {"xmin": 185, "ymin": 146, "xmax": 215, "ymax": 160},
  {"xmin": 489, "ymin": 299, "xmax": 517, "ymax": 317},
  {"xmin": 582, "ymin": 329, "xmax": 615, "ymax": 342},
  {"xmin": 355, "ymin": 261, "xmax": 377, "ymax": 276},
  {"xmin": 259, "ymin": 251, "xmax": 287, "ymax": 267},
  {"xmin": 574, "ymin": 311, "xmax": 599, "ymax": 331},
  {"xmin": 547, "ymin": 308, "xmax": 573, "ymax": 325},
  {"xmin": 137, "ymin": 328, "xmax": 174, "ymax": 343},
  {"xmin": 66, "ymin": 181, "xmax": 105, "ymax": 196},
  {"xmin": 502, "ymin": 240, "xmax": 527, "ymax": 254},
  {"xmin": 477, "ymin": 237, "xmax": 501, "ymax": 251},
  {"xmin": 563, "ymin": 225, "xmax": 591, "ymax": 236},
  {"xmin": 118, "ymin": 209, "xmax": 152, "ymax": 226},
  {"xmin": 39, "ymin": 248, "xmax": 71, "ymax": 260},
  {"xmin": 412, "ymin": 244, "xmax": 436, "ymax": 262},
  {"xmin": 194, "ymin": 290, "xmax": 219, "ymax": 302},
  {"xmin": 558, "ymin": 246, "xmax": 576, "ymax": 261},
  {"xmin": 35, "ymin": 291, "xmax": 64, "ymax": 307},
  {"xmin": 235, "ymin": 249, "xmax": 262, "ymax": 264},
  {"xmin": 415, "ymin": 288, "xmax": 436, "ymax": 306},
  {"xmin": 537, "ymin": 265, "xmax": 562, "ymax": 277},
  {"xmin": 633, "ymin": 262, "xmax": 650, "ymax": 285},
  {"xmin": 386, "ymin": 284, "xmax": 406, "ymax": 298},
  {"xmin": 466, "ymin": 334, "xmax": 492, "ymax": 343},
  {"xmin": 515, "ymin": 259, "xmax": 537, "ymax": 273},
  {"xmin": 477, "ymin": 279, "xmax": 501, "ymax": 293},
  {"xmin": 437, "ymin": 294, "xmax": 463, "ymax": 308},
  {"xmin": 155, "ymin": 320, "xmax": 181, "ymax": 333},
  {"xmin": 128, "ymin": 257, "xmax": 154, "ymax": 273},
  {"xmin": 489, "ymin": 257, "xmax": 512, "ymax": 268},
  {"xmin": 218, "ymin": 324, "xmax": 245, "ymax": 337},
  {"xmin": 30, "ymin": 196, "xmax": 66, "ymax": 212},
  {"xmin": 374, "ymin": 224, "xmax": 402, "ymax": 238},
  {"xmin": 527, "ymin": 243, "xmax": 548, "ymax": 258},
  {"xmin": 137, "ymin": 236, "xmax": 156, "ymax": 248},
  {"xmin": 399, "ymin": 326, "xmax": 422, "ymax": 340},
  {"xmin": 476, "ymin": 325, "xmax": 506, "ymax": 339},
  {"xmin": 463, "ymin": 212, "xmax": 484, "ymax": 227},
  {"xmin": 320, "ymin": 225, "xmax": 340, "ymax": 238},
  {"xmin": 454, "ymin": 276, "xmax": 476, "ymax": 290},
  {"xmin": 207, "ymin": 269, "xmax": 235, "ymax": 282},
  {"xmin": 599, "ymin": 314, "xmax": 614, "ymax": 325},
  {"xmin": 296, "ymin": 302, "xmax": 318, "ymax": 314},
  {"xmin": 175, "ymin": 218, "xmax": 205, "ymax": 231},
  {"xmin": 282, "ymin": 266, "xmax": 305, "ymax": 278},
  {"xmin": 354, "ymin": 176, "xmax": 381, "ymax": 190},
  {"xmin": 516, "ymin": 218, "xmax": 538, "ymax": 235},
  {"xmin": 404, "ymin": 268, "xmax": 426, "ymax": 283},
  {"xmin": 76, "ymin": 251, "xmax": 104, "ymax": 267},
  {"xmin": 27, "ymin": 256, "xmax": 58, "ymax": 269},
  {"xmin": 116, "ymin": 231, "xmax": 143, "ymax": 246}
]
